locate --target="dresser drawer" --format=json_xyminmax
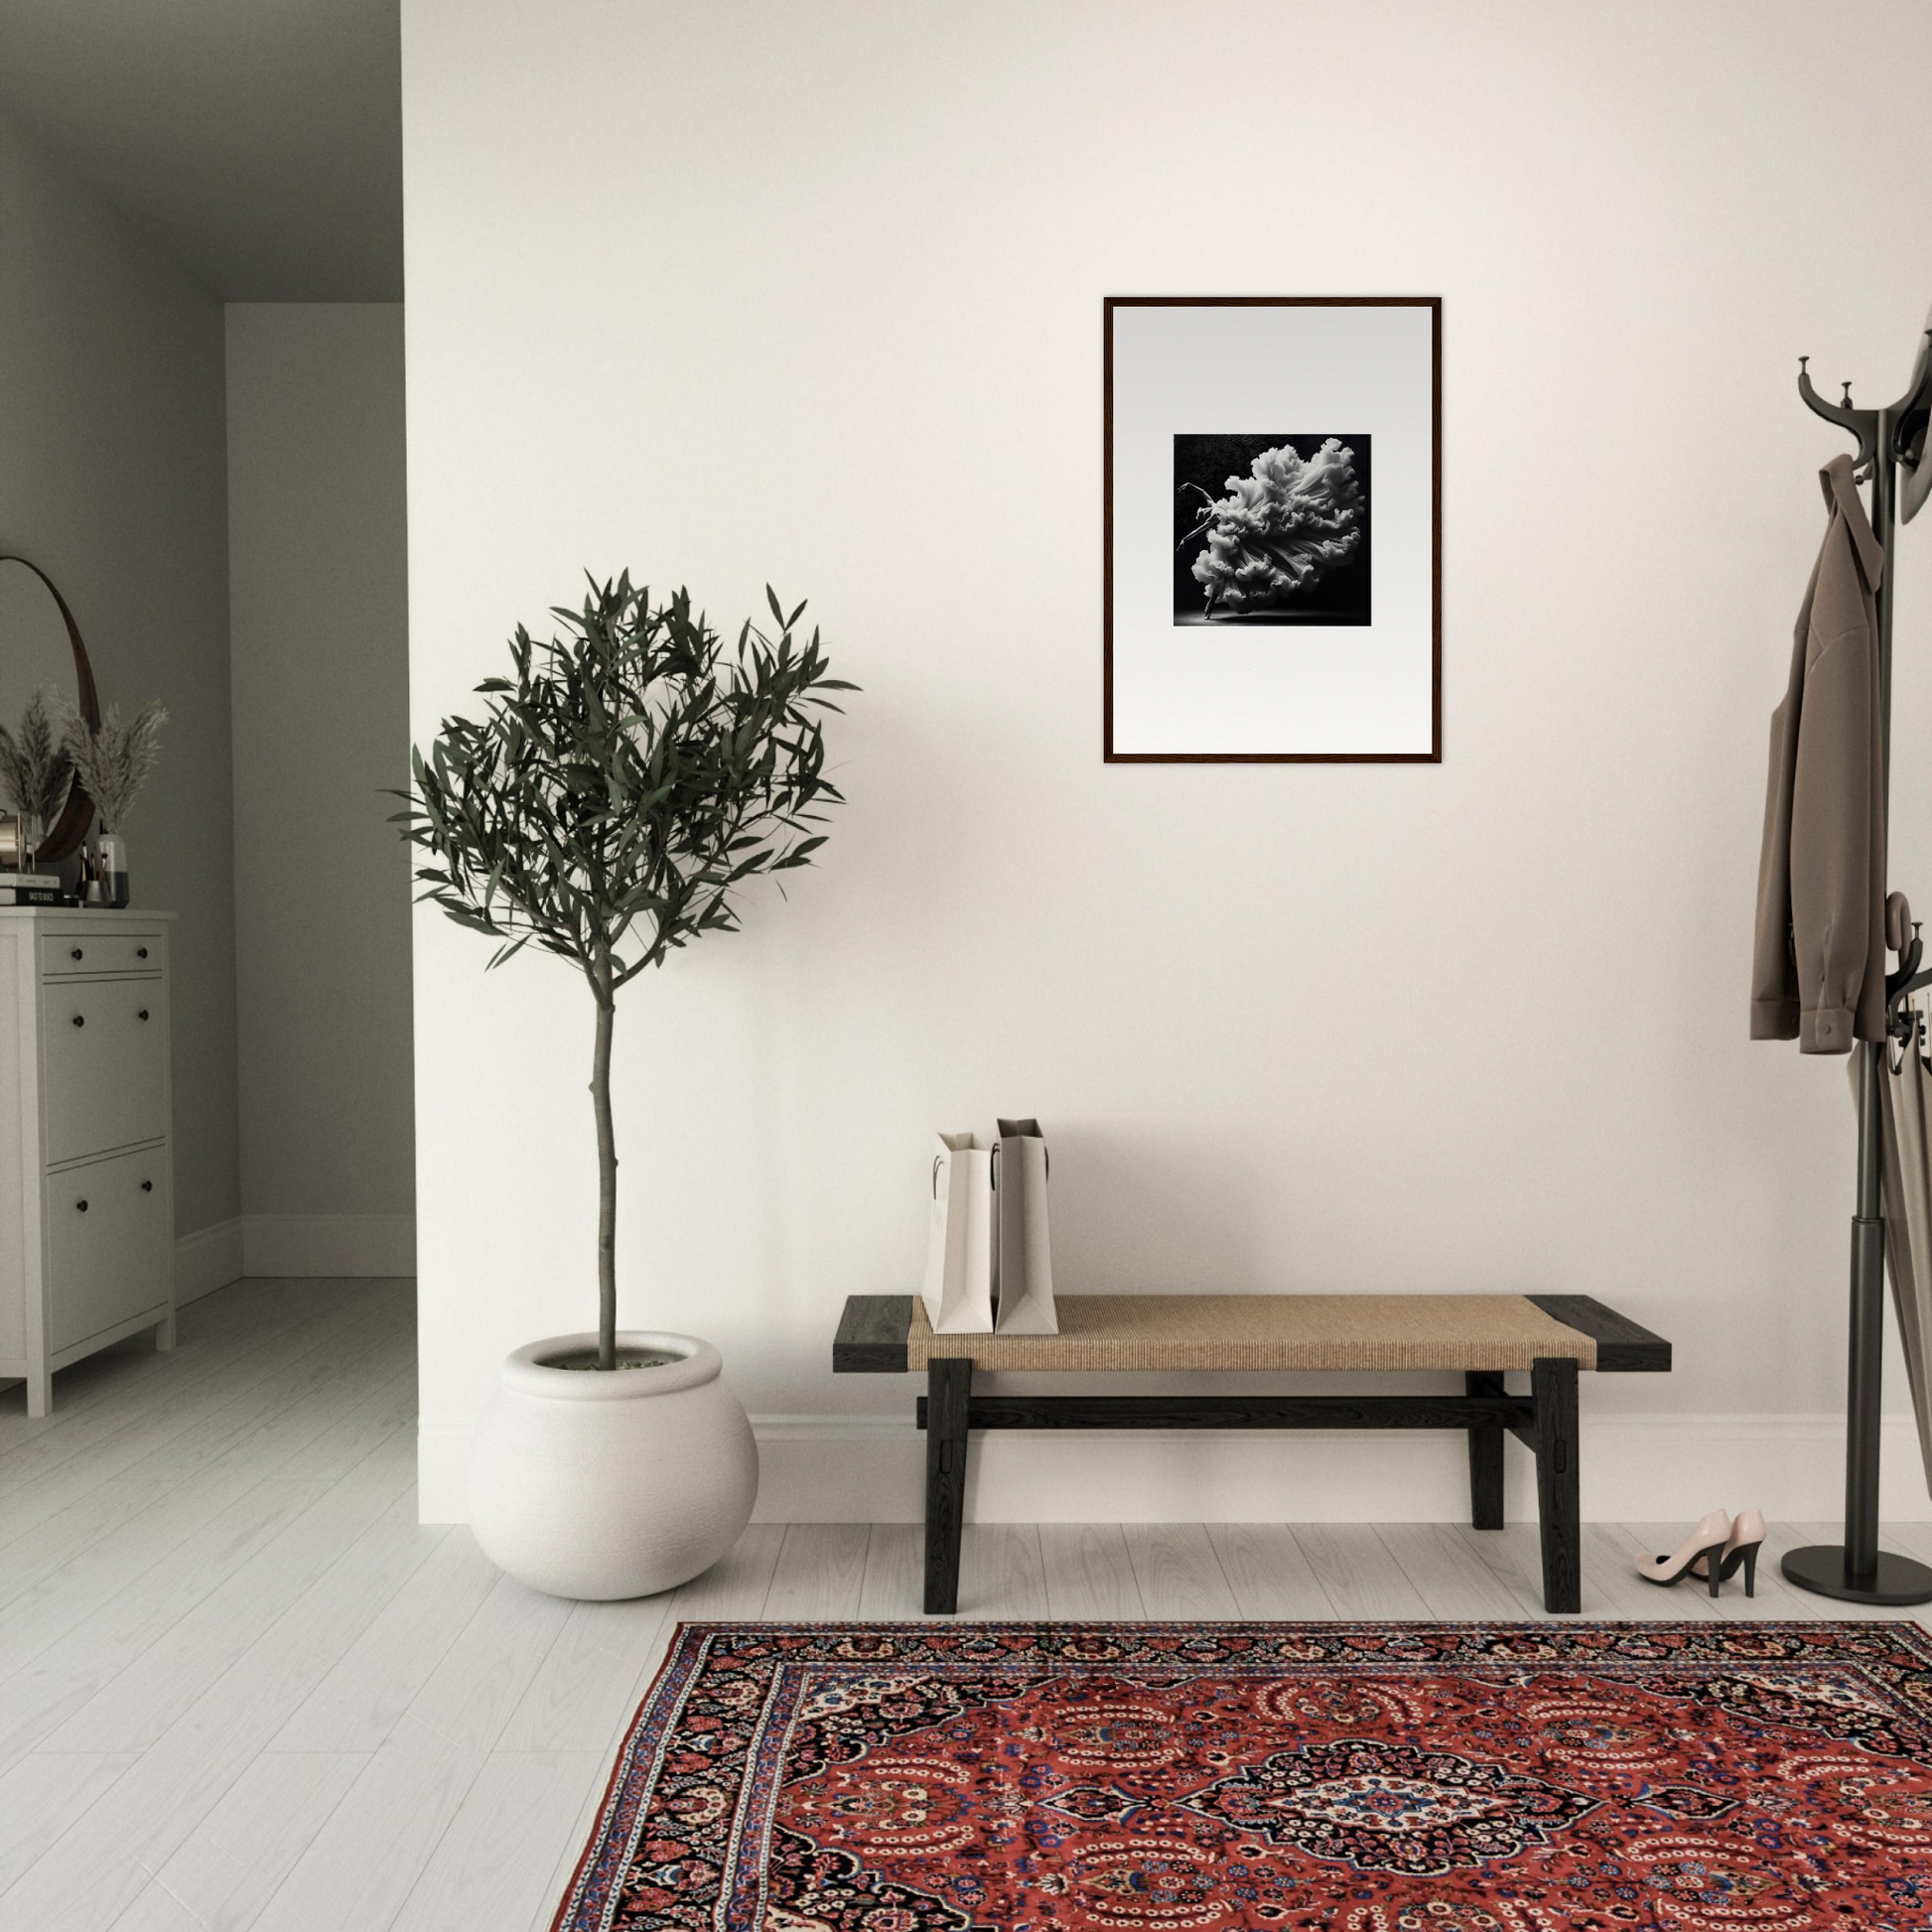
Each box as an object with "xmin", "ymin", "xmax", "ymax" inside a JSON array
[
  {"xmin": 47, "ymin": 1146, "xmax": 171, "ymax": 1351},
  {"xmin": 42, "ymin": 981, "xmax": 168, "ymax": 1164},
  {"xmin": 41, "ymin": 931, "xmax": 163, "ymax": 978}
]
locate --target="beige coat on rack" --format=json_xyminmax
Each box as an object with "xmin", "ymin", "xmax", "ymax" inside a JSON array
[{"xmin": 1751, "ymin": 455, "xmax": 1888, "ymax": 1053}]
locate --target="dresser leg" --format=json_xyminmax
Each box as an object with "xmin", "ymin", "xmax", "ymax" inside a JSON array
[
  {"xmin": 154, "ymin": 1313, "xmax": 177, "ymax": 1352},
  {"xmin": 26, "ymin": 1367, "xmax": 51, "ymax": 1418},
  {"xmin": 924, "ymin": 1358, "xmax": 971, "ymax": 1614}
]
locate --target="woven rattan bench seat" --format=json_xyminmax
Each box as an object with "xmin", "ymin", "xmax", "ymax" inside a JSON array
[{"xmin": 834, "ymin": 1292, "xmax": 1668, "ymax": 1376}]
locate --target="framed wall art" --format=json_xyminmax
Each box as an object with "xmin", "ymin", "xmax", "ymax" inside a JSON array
[{"xmin": 1103, "ymin": 296, "xmax": 1441, "ymax": 762}]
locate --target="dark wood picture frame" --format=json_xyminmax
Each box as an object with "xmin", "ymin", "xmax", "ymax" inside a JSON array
[{"xmin": 1103, "ymin": 296, "xmax": 1442, "ymax": 763}]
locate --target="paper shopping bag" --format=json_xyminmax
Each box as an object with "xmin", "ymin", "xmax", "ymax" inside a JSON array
[
  {"xmin": 993, "ymin": 1117, "xmax": 1057, "ymax": 1334},
  {"xmin": 922, "ymin": 1132, "xmax": 995, "ymax": 1333}
]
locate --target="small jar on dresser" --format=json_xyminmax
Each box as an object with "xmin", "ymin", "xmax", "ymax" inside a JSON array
[{"xmin": 0, "ymin": 909, "xmax": 176, "ymax": 1415}]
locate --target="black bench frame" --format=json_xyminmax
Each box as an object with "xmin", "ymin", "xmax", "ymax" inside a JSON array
[{"xmin": 832, "ymin": 1293, "xmax": 1670, "ymax": 1617}]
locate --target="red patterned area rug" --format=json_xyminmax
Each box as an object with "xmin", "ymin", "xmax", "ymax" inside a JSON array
[{"xmin": 549, "ymin": 1619, "xmax": 1932, "ymax": 1932}]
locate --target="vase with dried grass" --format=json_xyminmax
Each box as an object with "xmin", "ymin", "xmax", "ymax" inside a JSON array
[{"xmin": 61, "ymin": 699, "xmax": 166, "ymax": 908}]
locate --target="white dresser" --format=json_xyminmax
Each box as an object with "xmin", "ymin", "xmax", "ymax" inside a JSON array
[{"xmin": 0, "ymin": 909, "xmax": 176, "ymax": 1415}]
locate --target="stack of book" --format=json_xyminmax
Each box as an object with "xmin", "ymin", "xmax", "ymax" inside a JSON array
[{"xmin": 0, "ymin": 872, "xmax": 65, "ymax": 907}]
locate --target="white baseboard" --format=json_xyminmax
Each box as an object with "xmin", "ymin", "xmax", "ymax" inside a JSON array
[
  {"xmin": 417, "ymin": 1420, "xmax": 476, "ymax": 1522},
  {"xmin": 414, "ymin": 1410, "xmax": 1932, "ymax": 1527},
  {"xmin": 175, "ymin": 1217, "xmax": 244, "ymax": 1304},
  {"xmin": 173, "ymin": 1213, "xmax": 414, "ymax": 1303},
  {"xmin": 240, "ymin": 1213, "xmax": 416, "ymax": 1278}
]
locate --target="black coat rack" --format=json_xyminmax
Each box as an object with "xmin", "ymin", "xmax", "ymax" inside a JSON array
[{"xmin": 1782, "ymin": 325, "xmax": 1932, "ymax": 1606}]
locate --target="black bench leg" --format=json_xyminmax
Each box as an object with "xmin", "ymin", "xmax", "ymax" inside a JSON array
[
  {"xmin": 924, "ymin": 1358, "xmax": 972, "ymax": 1613},
  {"xmin": 1466, "ymin": 1372, "xmax": 1505, "ymax": 1530},
  {"xmin": 1532, "ymin": 1356, "xmax": 1581, "ymax": 1614}
]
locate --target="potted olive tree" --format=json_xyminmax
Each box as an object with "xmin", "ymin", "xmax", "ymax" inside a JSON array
[{"xmin": 400, "ymin": 575, "xmax": 851, "ymax": 1598}]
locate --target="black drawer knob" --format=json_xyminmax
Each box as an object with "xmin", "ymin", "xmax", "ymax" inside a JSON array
[
  {"xmin": 136, "ymin": 947, "xmax": 148, "ymax": 959},
  {"xmin": 140, "ymin": 1179, "xmax": 153, "ymax": 1193},
  {"xmin": 70, "ymin": 1015, "xmax": 83, "ymax": 1029},
  {"xmin": 75, "ymin": 1199, "xmax": 88, "ymax": 1212},
  {"xmin": 138, "ymin": 1010, "xmax": 150, "ymax": 1022},
  {"xmin": 69, "ymin": 947, "xmax": 82, "ymax": 960}
]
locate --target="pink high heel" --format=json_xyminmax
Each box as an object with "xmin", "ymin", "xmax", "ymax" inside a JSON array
[
  {"xmin": 1636, "ymin": 1509, "xmax": 1731, "ymax": 1596},
  {"xmin": 1691, "ymin": 1509, "xmax": 1766, "ymax": 1598}
]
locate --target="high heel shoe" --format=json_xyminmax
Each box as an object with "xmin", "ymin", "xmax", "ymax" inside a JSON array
[
  {"xmin": 1691, "ymin": 1510, "xmax": 1766, "ymax": 1598},
  {"xmin": 1636, "ymin": 1509, "xmax": 1732, "ymax": 1595}
]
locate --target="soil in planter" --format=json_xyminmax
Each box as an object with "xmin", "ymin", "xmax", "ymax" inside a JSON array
[{"xmin": 541, "ymin": 1348, "xmax": 680, "ymax": 1371}]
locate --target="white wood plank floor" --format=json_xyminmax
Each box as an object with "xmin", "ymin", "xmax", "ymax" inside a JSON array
[{"xmin": 3, "ymin": 1276, "xmax": 1929, "ymax": 1931}]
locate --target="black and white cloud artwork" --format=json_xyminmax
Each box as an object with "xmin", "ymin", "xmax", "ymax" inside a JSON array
[{"xmin": 1173, "ymin": 434, "xmax": 1370, "ymax": 625}]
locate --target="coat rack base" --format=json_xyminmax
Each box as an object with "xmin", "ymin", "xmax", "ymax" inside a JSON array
[{"xmin": 1781, "ymin": 1543, "xmax": 1932, "ymax": 1606}]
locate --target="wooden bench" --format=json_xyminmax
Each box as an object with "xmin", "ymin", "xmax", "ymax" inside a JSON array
[{"xmin": 832, "ymin": 1292, "xmax": 1671, "ymax": 1616}]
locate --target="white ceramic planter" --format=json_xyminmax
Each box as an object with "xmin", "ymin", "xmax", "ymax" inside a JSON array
[{"xmin": 469, "ymin": 1330, "xmax": 758, "ymax": 1599}]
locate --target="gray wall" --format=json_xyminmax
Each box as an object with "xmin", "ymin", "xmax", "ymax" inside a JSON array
[
  {"xmin": 0, "ymin": 107, "xmax": 239, "ymax": 1240},
  {"xmin": 225, "ymin": 304, "xmax": 414, "ymax": 1237}
]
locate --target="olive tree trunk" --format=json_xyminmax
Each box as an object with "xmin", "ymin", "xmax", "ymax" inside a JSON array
[{"xmin": 591, "ymin": 949, "xmax": 618, "ymax": 1370}]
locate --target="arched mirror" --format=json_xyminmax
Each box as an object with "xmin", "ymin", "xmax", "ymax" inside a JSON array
[{"xmin": 0, "ymin": 556, "xmax": 100, "ymax": 865}]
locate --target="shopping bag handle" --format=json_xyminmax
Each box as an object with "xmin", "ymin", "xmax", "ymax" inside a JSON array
[{"xmin": 989, "ymin": 1140, "xmax": 1048, "ymax": 1186}]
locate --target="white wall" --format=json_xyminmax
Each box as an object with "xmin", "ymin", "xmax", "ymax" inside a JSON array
[
  {"xmin": 401, "ymin": 0, "xmax": 1932, "ymax": 1523},
  {"xmin": 225, "ymin": 304, "xmax": 415, "ymax": 1279},
  {"xmin": 0, "ymin": 106, "xmax": 241, "ymax": 1269}
]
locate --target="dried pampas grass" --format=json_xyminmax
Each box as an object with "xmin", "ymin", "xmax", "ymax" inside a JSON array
[
  {"xmin": 62, "ymin": 699, "xmax": 167, "ymax": 832},
  {"xmin": 0, "ymin": 689, "xmax": 74, "ymax": 850}
]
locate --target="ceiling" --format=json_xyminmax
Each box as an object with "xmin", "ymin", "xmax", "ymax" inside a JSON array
[{"xmin": 0, "ymin": 0, "xmax": 402, "ymax": 301}]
